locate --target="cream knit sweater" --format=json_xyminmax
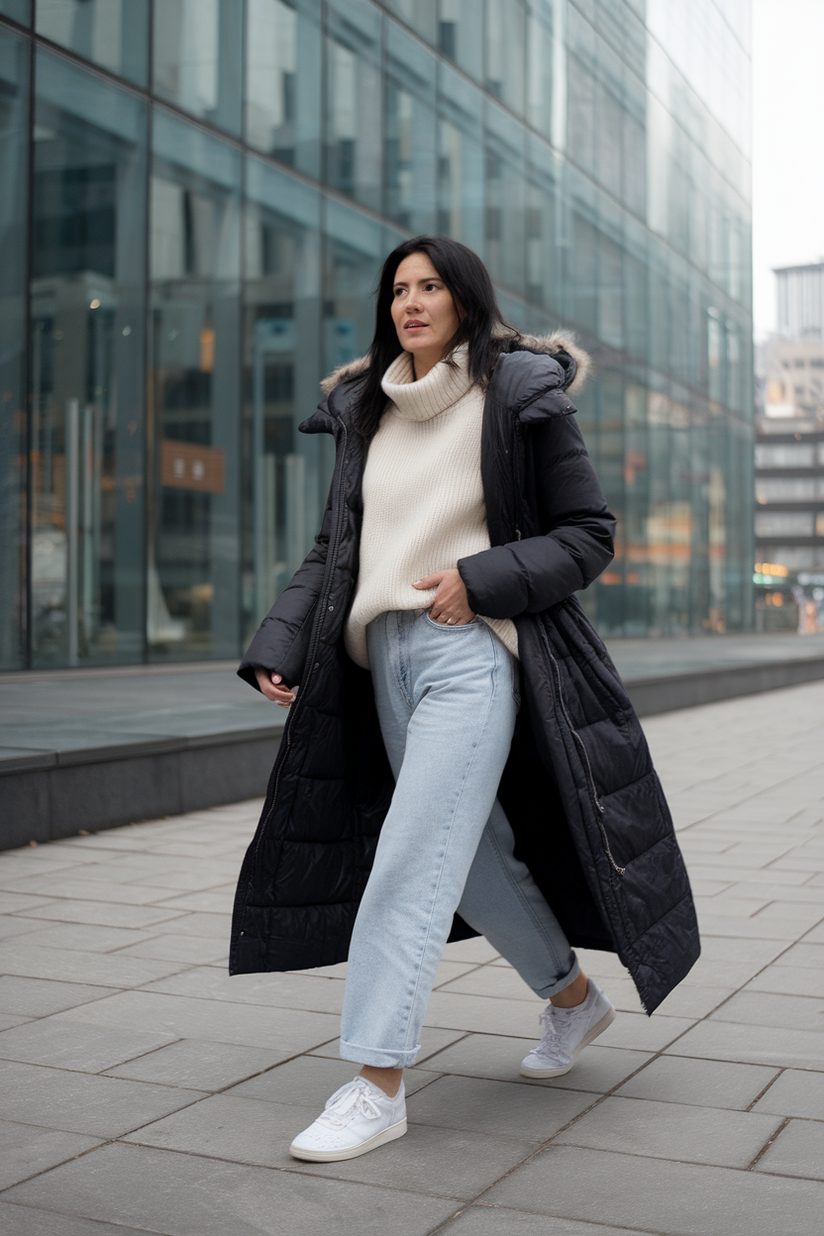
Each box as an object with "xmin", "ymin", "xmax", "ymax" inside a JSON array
[{"xmin": 344, "ymin": 347, "xmax": 519, "ymax": 669}]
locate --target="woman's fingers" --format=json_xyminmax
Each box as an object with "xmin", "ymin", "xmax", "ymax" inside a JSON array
[{"xmin": 254, "ymin": 667, "xmax": 296, "ymax": 705}]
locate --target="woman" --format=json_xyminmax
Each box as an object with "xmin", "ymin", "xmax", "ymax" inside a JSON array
[{"xmin": 232, "ymin": 236, "xmax": 699, "ymax": 1163}]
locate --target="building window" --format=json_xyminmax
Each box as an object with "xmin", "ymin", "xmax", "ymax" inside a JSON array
[
  {"xmin": 36, "ymin": 0, "xmax": 149, "ymax": 86},
  {"xmin": 755, "ymin": 512, "xmax": 815, "ymax": 538},
  {"xmin": 29, "ymin": 49, "xmax": 148, "ymax": 667},
  {"xmin": 755, "ymin": 444, "xmax": 815, "ymax": 468},
  {"xmin": 153, "ymin": 0, "xmax": 243, "ymax": 135},
  {"xmin": 149, "ymin": 108, "xmax": 241, "ymax": 659}
]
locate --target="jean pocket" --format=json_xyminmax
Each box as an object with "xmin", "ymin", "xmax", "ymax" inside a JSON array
[{"xmin": 423, "ymin": 611, "xmax": 480, "ymax": 630}]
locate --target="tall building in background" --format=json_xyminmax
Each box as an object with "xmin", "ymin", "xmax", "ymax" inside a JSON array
[
  {"xmin": 755, "ymin": 263, "xmax": 824, "ymax": 631},
  {"xmin": 0, "ymin": 0, "xmax": 754, "ymax": 671},
  {"xmin": 775, "ymin": 260, "xmax": 824, "ymax": 345}
]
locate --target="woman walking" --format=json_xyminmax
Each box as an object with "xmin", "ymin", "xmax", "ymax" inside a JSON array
[{"xmin": 232, "ymin": 236, "xmax": 699, "ymax": 1162}]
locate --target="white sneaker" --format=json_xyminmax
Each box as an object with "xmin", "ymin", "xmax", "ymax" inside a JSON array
[
  {"xmin": 520, "ymin": 978, "xmax": 616, "ymax": 1078},
  {"xmin": 289, "ymin": 1075, "xmax": 407, "ymax": 1162}
]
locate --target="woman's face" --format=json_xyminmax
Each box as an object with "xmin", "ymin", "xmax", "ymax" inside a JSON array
[{"xmin": 390, "ymin": 252, "xmax": 461, "ymax": 376}]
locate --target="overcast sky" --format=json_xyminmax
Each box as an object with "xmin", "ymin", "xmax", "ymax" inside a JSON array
[{"xmin": 752, "ymin": 0, "xmax": 824, "ymax": 338}]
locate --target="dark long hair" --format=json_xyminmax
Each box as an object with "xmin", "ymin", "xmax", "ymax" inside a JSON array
[{"xmin": 352, "ymin": 235, "xmax": 520, "ymax": 439}]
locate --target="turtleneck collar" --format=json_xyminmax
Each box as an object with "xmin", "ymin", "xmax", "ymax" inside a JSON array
[{"xmin": 381, "ymin": 345, "xmax": 473, "ymax": 422}]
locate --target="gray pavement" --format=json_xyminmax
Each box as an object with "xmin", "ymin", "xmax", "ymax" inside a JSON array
[{"xmin": 1, "ymin": 679, "xmax": 823, "ymax": 1234}]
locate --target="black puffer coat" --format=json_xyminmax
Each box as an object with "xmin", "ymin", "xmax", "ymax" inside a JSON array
[{"xmin": 231, "ymin": 336, "xmax": 700, "ymax": 1014}]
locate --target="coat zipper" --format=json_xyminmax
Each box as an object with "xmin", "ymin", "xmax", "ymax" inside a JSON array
[
  {"xmin": 251, "ymin": 421, "xmax": 350, "ymax": 864},
  {"xmin": 542, "ymin": 628, "xmax": 626, "ymax": 877}
]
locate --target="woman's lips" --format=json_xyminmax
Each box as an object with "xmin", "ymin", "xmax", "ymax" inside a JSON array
[{"xmin": 405, "ymin": 321, "xmax": 427, "ymax": 330}]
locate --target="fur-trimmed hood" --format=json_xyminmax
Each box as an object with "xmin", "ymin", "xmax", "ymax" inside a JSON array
[{"xmin": 320, "ymin": 331, "xmax": 592, "ymax": 397}]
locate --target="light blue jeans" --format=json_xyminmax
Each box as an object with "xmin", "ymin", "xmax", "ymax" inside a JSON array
[{"xmin": 339, "ymin": 610, "xmax": 579, "ymax": 1068}]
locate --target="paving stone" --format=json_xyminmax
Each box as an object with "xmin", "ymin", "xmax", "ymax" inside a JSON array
[
  {"xmin": 0, "ymin": 1202, "xmax": 155, "ymax": 1236},
  {"xmin": 112, "ymin": 934, "xmax": 229, "ymax": 965},
  {"xmin": 122, "ymin": 1091, "xmax": 324, "ymax": 1165},
  {"xmin": 52, "ymin": 988, "xmax": 341, "ymax": 1054},
  {"xmin": 0, "ymin": 891, "xmax": 55, "ymax": 913},
  {"xmin": 0, "ymin": 1120, "xmax": 102, "ymax": 1190},
  {"xmin": 153, "ymin": 911, "xmax": 232, "ymax": 938},
  {"xmin": 441, "ymin": 937, "xmax": 502, "ymax": 964},
  {"xmin": 143, "ymin": 966, "xmax": 346, "ymax": 1014},
  {"xmin": 0, "ymin": 1014, "xmax": 30, "ymax": 1030},
  {"xmin": 754, "ymin": 1119, "xmax": 824, "ymax": 1180},
  {"xmin": 148, "ymin": 888, "xmax": 236, "ymax": 914},
  {"xmin": 8, "ymin": 923, "xmax": 156, "ymax": 953},
  {"xmin": 443, "ymin": 1209, "xmax": 664, "ymax": 1236},
  {"xmin": 420, "ymin": 1032, "xmax": 652, "ymax": 1094},
  {"xmin": 105, "ymin": 1039, "xmax": 290, "ymax": 1091},
  {"xmin": 0, "ymin": 976, "xmax": 110, "ymax": 1018},
  {"xmin": 406, "ymin": 1073, "xmax": 595, "ymax": 1141},
  {"xmin": 597, "ymin": 1010, "xmax": 696, "ymax": 1052},
  {"xmin": 0, "ymin": 876, "xmax": 181, "ymax": 907},
  {"xmin": 753, "ymin": 1069, "xmax": 824, "ymax": 1119},
  {"xmin": 226, "ymin": 1052, "xmax": 439, "ymax": 1105},
  {"xmin": 0, "ymin": 916, "xmax": 42, "ymax": 941},
  {"xmin": 663, "ymin": 1020, "xmax": 824, "ymax": 1071},
  {"xmin": 0, "ymin": 1060, "xmax": 207, "ymax": 1137},
  {"xmin": 708, "ymin": 990, "xmax": 824, "ymax": 1032},
  {"xmin": 484, "ymin": 1144, "xmax": 824, "ymax": 1235},
  {"xmin": 0, "ymin": 942, "xmax": 189, "ymax": 989},
  {"xmin": 773, "ymin": 942, "xmax": 824, "ymax": 968},
  {"xmin": 744, "ymin": 964, "xmax": 824, "ymax": 999},
  {"xmin": 2, "ymin": 1142, "xmax": 459, "ymax": 1234},
  {"xmin": 616, "ymin": 1054, "xmax": 779, "ymax": 1110},
  {"xmin": 554, "ymin": 1094, "xmax": 781, "ymax": 1168},
  {"xmin": 0, "ymin": 1017, "xmax": 181, "ymax": 1072},
  {"xmin": 293, "ymin": 1115, "xmax": 535, "ymax": 1200},
  {"xmin": 16, "ymin": 899, "xmax": 189, "ymax": 929}
]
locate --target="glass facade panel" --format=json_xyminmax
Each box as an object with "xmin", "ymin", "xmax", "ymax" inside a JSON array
[
  {"xmin": 149, "ymin": 108, "xmax": 241, "ymax": 659},
  {"xmin": 245, "ymin": 0, "xmax": 321, "ymax": 178},
  {"xmin": 0, "ymin": 24, "xmax": 28, "ymax": 669},
  {"xmin": 436, "ymin": 63, "xmax": 484, "ymax": 252},
  {"xmin": 385, "ymin": 21, "xmax": 436, "ymax": 232},
  {"xmin": 437, "ymin": 0, "xmax": 482, "ymax": 79},
  {"xmin": 324, "ymin": 0, "xmax": 382, "ymax": 212},
  {"xmin": 5, "ymin": 0, "xmax": 755, "ymax": 668},
  {"xmin": 0, "ymin": 1, "xmax": 29, "ymax": 24},
  {"xmin": 242, "ymin": 156, "xmax": 322, "ymax": 633},
  {"xmin": 30, "ymin": 49, "xmax": 147, "ymax": 667},
  {"xmin": 383, "ymin": 0, "xmax": 437, "ymax": 42},
  {"xmin": 36, "ymin": 0, "xmax": 149, "ymax": 85},
  {"xmin": 153, "ymin": 0, "xmax": 243, "ymax": 135},
  {"xmin": 485, "ymin": 0, "xmax": 526, "ymax": 115}
]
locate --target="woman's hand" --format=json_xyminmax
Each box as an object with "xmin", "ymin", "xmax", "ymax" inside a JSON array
[
  {"xmin": 413, "ymin": 569, "xmax": 476, "ymax": 625},
  {"xmin": 254, "ymin": 668, "xmax": 297, "ymax": 707}
]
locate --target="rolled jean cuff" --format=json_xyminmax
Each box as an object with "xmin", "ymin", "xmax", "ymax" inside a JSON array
[
  {"xmin": 339, "ymin": 1037, "xmax": 419, "ymax": 1069},
  {"xmin": 531, "ymin": 953, "xmax": 581, "ymax": 1002}
]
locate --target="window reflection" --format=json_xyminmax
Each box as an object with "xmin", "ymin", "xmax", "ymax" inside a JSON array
[
  {"xmin": 485, "ymin": 103, "xmax": 525, "ymax": 298},
  {"xmin": 243, "ymin": 157, "xmax": 322, "ymax": 631},
  {"xmin": 385, "ymin": 23, "xmax": 436, "ymax": 232},
  {"xmin": 325, "ymin": 0, "xmax": 381, "ymax": 211},
  {"xmin": 0, "ymin": 1, "xmax": 30, "ymax": 24},
  {"xmin": 0, "ymin": 25, "xmax": 28, "ymax": 669},
  {"xmin": 36, "ymin": 0, "xmax": 148, "ymax": 85},
  {"xmin": 29, "ymin": 50, "xmax": 147, "ymax": 667},
  {"xmin": 436, "ymin": 65, "xmax": 484, "ymax": 252},
  {"xmin": 154, "ymin": 0, "xmax": 242, "ymax": 135},
  {"xmin": 485, "ymin": 0, "xmax": 525, "ymax": 115},
  {"xmin": 149, "ymin": 109, "xmax": 241, "ymax": 659},
  {"xmin": 245, "ymin": 0, "xmax": 321, "ymax": 178},
  {"xmin": 437, "ymin": 0, "xmax": 482, "ymax": 80}
]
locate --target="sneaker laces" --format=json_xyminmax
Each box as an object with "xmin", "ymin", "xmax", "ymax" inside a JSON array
[
  {"xmin": 316, "ymin": 1079, "xmax": 383, "ymax": 1130},
  {"xmin": 530, "ymin": 1001, "xmax": 586, "ymax": 1059}
]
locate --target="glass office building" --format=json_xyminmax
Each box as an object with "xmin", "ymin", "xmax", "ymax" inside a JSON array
[{"xmin": 0, "ymin": 0, "xmax": 753, "ymax": 670}]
